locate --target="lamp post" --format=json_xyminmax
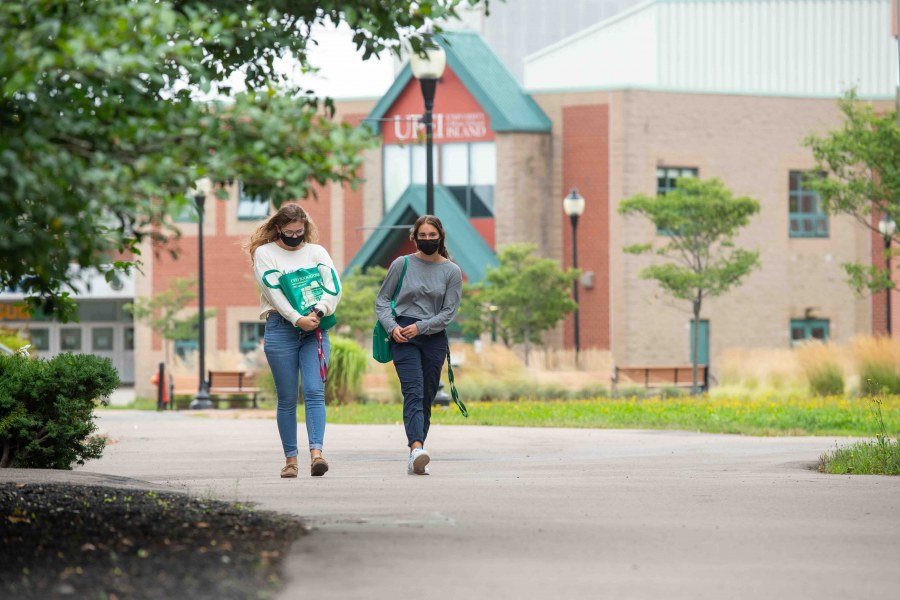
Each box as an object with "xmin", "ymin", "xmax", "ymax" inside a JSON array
[
  {"xmin": 879, "ymin": 214, "xmax": 896, "ymax": 336},
  {"xmin": 563, "ymin": 188, "xmax": 586, "ymax": 354},
  {"xmin": 409, "ymin": 32, "xmax": 446, "ymax": 217},
  {"xmin": 190, "ymin": 177, "xmax": 214, "ymax": 409}
]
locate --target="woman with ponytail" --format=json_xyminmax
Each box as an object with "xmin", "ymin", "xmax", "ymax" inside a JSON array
[
  {"xmin": 247, "ymin": 203, "xmax": 341, "ymax": 478},
  {"xmin": 374, "ymin": 215, "xmax": 462, "ymax": 475}
]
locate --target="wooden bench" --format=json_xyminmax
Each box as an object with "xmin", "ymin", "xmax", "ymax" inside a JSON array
[
  {"xmin": 612, "ymin": 365, "xmax": 708, "ymax": 393},
  {"xmin": 171, "ymin": 370, "xmax": 261, "ymax": 408}
]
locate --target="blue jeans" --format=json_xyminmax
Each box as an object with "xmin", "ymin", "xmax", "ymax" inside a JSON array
[
  {"xmin": 392, "ymin": 316, "xmax": 448, "ymax": 448},
  {"xmin": 263, "ymin": 312, "xmax": 329, "ymax": 457}
]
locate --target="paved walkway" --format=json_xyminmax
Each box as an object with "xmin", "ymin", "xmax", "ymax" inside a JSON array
[{"xmin": 5, "ymin": 410, "xmax": 899, "ymax": 599}]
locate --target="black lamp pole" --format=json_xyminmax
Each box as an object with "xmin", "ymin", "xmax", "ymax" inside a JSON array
[
  {"xmin": 570, "ymin": 213, "xmax": 580, "ymax": 353},
  {"xmin": 563, "ymin": 188, "xmax": 585, "ymax": 355},
  {"xmin": 190, "ymin": 191, "xmax": 213, "ymax": 409},
  {"xmin": 886, "ymin": 234, "xmax": 893, "ymax": 337},
  {"xmin": 420, "ymin": 77, "xmax": 437, "ymax": 216}
]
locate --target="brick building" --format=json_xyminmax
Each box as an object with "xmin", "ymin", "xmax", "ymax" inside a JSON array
[{"xmin": 2, "ymin": 0, "xmax": 897, "ymax": 398}]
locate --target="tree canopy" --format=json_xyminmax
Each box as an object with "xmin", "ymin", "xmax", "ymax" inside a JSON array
[
  {"xmin": 803, "ymin": 90, "xmax": 900, "ymax": 294},
  {"xmin": 619, "ymin": 177, "xmax": 760, "ymax": 391},
  {"xmin": 0, "ymin": 0, "xmax": 484, "ymax": 320},
  {"xmin": 460, "ymin": 244, "xmax": 578, "ymax": 365}
]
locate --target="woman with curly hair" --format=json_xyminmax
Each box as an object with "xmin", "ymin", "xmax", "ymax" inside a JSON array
[{"xmin": 247, "ymin": 203, "xmax": 341, "ymax": 478}]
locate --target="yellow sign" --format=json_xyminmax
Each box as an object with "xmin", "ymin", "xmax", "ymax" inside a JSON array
[{"xmin": 0, "ymin": 303, "xmax": 31, "ymax": 321}]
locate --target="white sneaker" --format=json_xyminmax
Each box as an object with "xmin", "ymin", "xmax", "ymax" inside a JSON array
[{"xmin": 407, "ymin": 448, "xmax": 430, "ymax": 475}]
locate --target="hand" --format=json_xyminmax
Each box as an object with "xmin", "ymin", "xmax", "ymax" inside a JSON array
[
  {"xmin": 295, "ymin": 314, "xmax": 320, "ymax": 331},
  {"xmin": 399, "ymin": 323, "xmax": 419, "ymax": 340},
  {"xmin": 391, "ymin": 326, "xmax": 408, "ymax": 343}
]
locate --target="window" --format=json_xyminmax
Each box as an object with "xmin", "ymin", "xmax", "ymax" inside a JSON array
[
  {"xmin": 656, "ymin": 167, "xmax": 698, "ymax": 235},
  {"xmin": 92, "ymin": 327, "xmax": 114, "ymax": 351},
  {"xmin": 384, "ymin": 142, "xmax": 495, "ymax": 217},
  {"xmin": 440, "ymin": 142, "xmax": 495, "ymax": 217},
  {"xmin": 124, "ymin": 327, "xmax": 135, "ymax": 351},
  {"xmin": 384, "ymin": 145, "xmax": 411, "ymax": 211},
  {"xmin": 789, "ymin": 171, "xmax": 828, "ymax": 238},
  {"xmin": 60, "ymin": 328, "xmax": 82, "ymax": 351},
  {"xmin": 657, "ymin": 167, "xmax": 698, "ymax": 196},
  {"xmin": 174, "ymin": 339, "xmax": 198, "ymax": 359},
  {"xmin": 239, "ymin": 322, "xmax": 266, "ymax": 353},
  {"xmin": 790, "ymin": 319, "xmax": 830, "ymax": 346},
  {"xmin": 79, "ymin": 301, "xmax": 118, "ymax": 322},
  {"xmin": 237, "ymin": 182, "xmax": 270, "ymax": 221},
  {"xmin": 28, "ymin": 328, "xmax": 50, "ymax": 351}
]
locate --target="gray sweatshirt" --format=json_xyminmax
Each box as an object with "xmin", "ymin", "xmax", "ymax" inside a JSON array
[{"xmin": 375, "ymin": 254, "xmax": 463, "ymax": 336}]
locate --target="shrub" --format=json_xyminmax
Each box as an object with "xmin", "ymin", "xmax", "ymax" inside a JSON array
[
  {"xmin": 807, "ymin": 363, "xmax": 845, "ymax": 396},
  {"xmin": 0, "ymin": 353, "xmax": 119, "ymax": 469},
  {"xmin": 859, "ymin": 362, "xmax": 900, "ymax": 395},
  {"xmin": 325, "ymin": 336, "xmax": 367, "ymax": 405},
  {"xmin": 853, "ymin": 336, "xmax": 900, "ymax": 395}
]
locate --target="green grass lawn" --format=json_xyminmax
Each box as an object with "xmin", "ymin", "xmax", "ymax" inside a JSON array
[
  {"xmin": 313, "ymin": 394, "xmax": 900, "ymax": 438},
  {"xmin": 113, "ymin": 393, "xmax": 900, "ymax": 438}
]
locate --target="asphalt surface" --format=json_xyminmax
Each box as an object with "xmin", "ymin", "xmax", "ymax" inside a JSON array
[{"xmin": 4, "ymin": 410, "xmax": 899, "ymax": 599}]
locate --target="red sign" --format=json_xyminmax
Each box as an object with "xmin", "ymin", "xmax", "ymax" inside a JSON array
[
  {"xmin": 390, "ymin": 112, "xmax": 489, "ymax": 142},
  {"xmin": 381, "ymin": 67, "xmax": 494, "ymax": 144}
]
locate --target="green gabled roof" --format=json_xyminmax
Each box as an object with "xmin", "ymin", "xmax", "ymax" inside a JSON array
[
  {"xmin": 368, "ymin": 31, "xmax": 551, "ymax": 133},
  {"xmin": 344, "ymin": 184, "xmax": 497, "ymax": 282}
]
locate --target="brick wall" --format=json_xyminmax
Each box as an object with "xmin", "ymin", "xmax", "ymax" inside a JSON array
[
  {"xmin": 494, "ymin": 132, "xmax": 552, "ymax": 253},
  {"xmin": 562, "ymin": 104, "xmax": 610, "ymax": 350},
  {"xmin": 609, "ymin": 90, "xmax": 889, "ymax": 370}
]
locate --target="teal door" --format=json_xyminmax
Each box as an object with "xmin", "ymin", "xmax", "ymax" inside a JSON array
[{"xmin": 689, "ymin": 320, "xmax": 709, "ymax": 365}]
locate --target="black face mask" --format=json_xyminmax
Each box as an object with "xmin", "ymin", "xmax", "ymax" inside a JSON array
[
  {"xmin": 416, "ymin": 238, "xmax": 441, "ymax": 256},
  {"xmin": 280, "ymin": 233, "xmax": 304, "ymax": 247}
]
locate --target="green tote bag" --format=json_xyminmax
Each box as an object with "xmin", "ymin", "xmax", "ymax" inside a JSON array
[
  {"xmin": 262, "ymin": 263, "xmax": 340, "ymax": 330},
  {"xmin": 372, "ymin": 256, "xmax": 407, "ymax": 363}
]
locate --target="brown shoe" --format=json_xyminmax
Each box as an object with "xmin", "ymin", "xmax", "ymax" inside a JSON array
[
  {"xmin": 280, "ymin": 463, "xmax": 299, "ymax": 478},
  {"xmin": 310, "ymin": 456, "xmax": 329, "ymax": 477}
]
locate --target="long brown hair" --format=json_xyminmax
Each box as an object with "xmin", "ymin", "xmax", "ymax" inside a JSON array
[
  {"xmin": 246, "ymin": 203, "xmax": 319, "ymax": 263},
  {"xmin": 410, "ymin": 215, "xmax": 450, "ymax": 259}
]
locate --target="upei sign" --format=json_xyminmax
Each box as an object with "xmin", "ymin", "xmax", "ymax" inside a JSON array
[{"xmin": 391, "ymin": 112, "xmax": 489, "ymax": 142}]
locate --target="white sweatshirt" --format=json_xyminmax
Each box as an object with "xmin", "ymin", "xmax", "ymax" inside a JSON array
[{"xmin": 253, "ymin": 242, "xmax": 342, "ymax": 325}]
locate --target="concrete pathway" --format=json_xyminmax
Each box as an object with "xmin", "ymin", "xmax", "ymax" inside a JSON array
[{"xmin": 7, "ymin": 410, "xmax": 899, "ymax": 599}]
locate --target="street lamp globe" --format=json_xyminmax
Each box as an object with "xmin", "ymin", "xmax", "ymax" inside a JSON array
[
  {"xmin": 879, "ymin": 214, "xmax": 896, "ymax": 239},
  {"xmin": 563, "ymin": 188, "xmax": 585, "ymax": 218},
  {"xmin": 409, "ymin": 40, "xmax": 446, "ymax": 80}
]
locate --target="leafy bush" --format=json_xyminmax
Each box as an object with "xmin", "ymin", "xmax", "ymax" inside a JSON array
[
  {"xmin": 859, "ymin": 362, "xmax": 900, "ymax": 395},
  {"xmin": 807, "ymin": 363, "xmax": 845, "ymax": 396},
  {"xmin": 0, "ymin": 353, "xmax": 119, "ymax": 469},
  {"xmin": 325, "ymin": 337, "xmax": 367, "ymax": 405}
]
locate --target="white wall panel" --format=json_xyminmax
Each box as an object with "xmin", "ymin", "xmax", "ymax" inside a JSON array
[
  {"xmin": 525, "ymin": 0, "xmax": 899, "ymax": 97},
  {"xmin": 524, "ymin": 1, "xmax": 660, "ymax": 90}
]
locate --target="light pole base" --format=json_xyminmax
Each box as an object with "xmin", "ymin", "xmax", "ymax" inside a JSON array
[{"xmin": 190, "ymin": 386, "xmax": 214, "ymax": 410}]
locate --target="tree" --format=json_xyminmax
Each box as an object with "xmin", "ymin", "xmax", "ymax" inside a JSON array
[
  {"xmin": 0, "ymin": 0, "xmax": 486, "ymax": 321},
  {"xmin": 618, "ymin": 178, "xmax": 761, "ymax": 392},
  {"xmin": 803, "ymin": 90, "xmax": 900, "ymax": 294},
  {"xmin": 460, "ymin": 244, "xmax": 578, "ymax": 365},
  {"xmin": 336, "ymin": 266, "xmax": 388, "ymax": 344},
  {"xmin": 124, "ymin": 277, "xmax": 215, "ymax": 369}
]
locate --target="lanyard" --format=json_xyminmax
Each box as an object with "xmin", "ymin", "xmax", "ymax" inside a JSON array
[{"xmin": 316, "ymin": 327, "xmax": 327, "ymax": 382}]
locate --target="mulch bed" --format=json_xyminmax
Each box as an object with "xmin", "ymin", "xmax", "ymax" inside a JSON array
[{"xmin": 1, "ymin": 483, "xmax": 305, "ymax": 600}]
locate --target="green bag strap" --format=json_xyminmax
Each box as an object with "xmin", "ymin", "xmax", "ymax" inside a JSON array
[
  {"xmin": 315, "ymin": 263, "xmax": 342, "ymax": 296},
  {"xmin": 446, "ymin": 348, "xmax": 468, "ymax": 418},
  {"xmin": 261, "ymin": 269, "xmax": 281, "ymax": 289},
  {"xmin": 389, "ymin": 256, "xmax": 408, "ymax": 318}
]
